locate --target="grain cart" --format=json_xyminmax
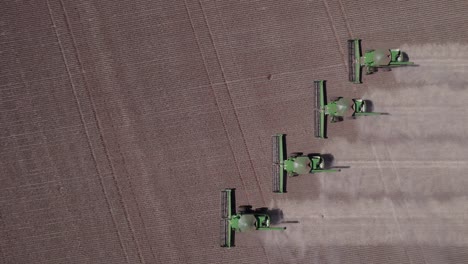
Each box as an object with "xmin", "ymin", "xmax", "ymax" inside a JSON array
[
  {"xmin": 272, "ymin": 133, "xmax": 339, "ymax": 193},
  {"xmin": 348, "ymin": 38, "xmax": 415, "ymax": 83},
  {"xmin": 314, "ymin": 80, "xmax": 386, "ymax": 138},
  {"xmin": 220, "ymin": 188, "xmax": 286, "ymax": 247}
]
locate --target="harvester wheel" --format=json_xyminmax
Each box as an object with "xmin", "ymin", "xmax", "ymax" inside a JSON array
[
  {"xmin": 238, "ymin": 205, "xmax": 252, "ymax": 213},
  {"xmin": 319, "ymin": 160, "xmax": 325, "ymax": 169},
  {"xmin": 267, "ymin": 209, "xmax": 284, "ymax": 225},
  {"xmin": 361, "ymin": 101, "xmax": 367, "ymax": 113},
  {"xmin": 365, "ymin": 67, "xmax": 375, "ymax": 75},
  {"xmin": 362, "ymin": 100, "xmax": 374, "ymax": 112}
]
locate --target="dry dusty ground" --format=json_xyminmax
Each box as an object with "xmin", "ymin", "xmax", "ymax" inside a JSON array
[{"xmin": 1, "ymin": 1, "xmax": 468, "ymax": 263}]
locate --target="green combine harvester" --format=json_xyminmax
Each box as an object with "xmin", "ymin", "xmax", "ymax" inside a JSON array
[
  {"xmin": 272, "ymin": 133, "xmax": 339, "ymax": 193},
  {"xmin": 220, "ymin": 188, "xmax": 286, "ymax": 247},
  {"xmin": 348, "ymin": 38, "xmax": 415, "ymax": 83},
  {"xmin": 314, "ymin": 80, "xmax": 386, "ymax": 139}
]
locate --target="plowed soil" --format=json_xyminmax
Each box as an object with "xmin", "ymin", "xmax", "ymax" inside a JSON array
[{"xmin": 2, "ymin": 1, "xmax": 468, "ymax": 263}]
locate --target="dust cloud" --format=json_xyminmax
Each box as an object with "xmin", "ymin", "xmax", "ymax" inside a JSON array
[
  {"xmin": 393, "ymin": 43, "xmax": 468, "ymax": 89},
  {"xmin": 262, "ymin": 197, "xmax": 468, "ymax": 257},
  {"xmin": 262, "ymin": 43, "xmax": 468, "ymax": 256}
]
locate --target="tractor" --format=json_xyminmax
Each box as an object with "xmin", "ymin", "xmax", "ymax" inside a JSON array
[
  {"xmin": 220, "ymin": 188, "xmax": 286, "ymax": 247},
  {"xmin": 348, "ymin": 38, "xmax": 415, "ymax": 83},
  {"xmin": 314, "ymin": 80, "xmax": 386, "ymax": 138},
  {"xmin": 272, "ymin": 133, "xmax": 339, "ymax": 193}
]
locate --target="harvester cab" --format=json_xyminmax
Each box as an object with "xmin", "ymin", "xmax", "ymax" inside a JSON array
[
  {"xmin": 314, "ymin": 80, "xmax": 386, "ymax": 138},
  {"xmin": 272, "ymin": 133, "xmax": 339, "ymax": 193},
  {"xmin": 348, "ymin": 38, "xmax": 415, "ymax": 83},
  {"xmin": 220, "ymin": 188, "xmax": 286, "ymax": 247}
]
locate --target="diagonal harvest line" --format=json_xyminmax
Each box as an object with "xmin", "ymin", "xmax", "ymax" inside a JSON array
[
  {"xmin": 321, "ymin": 0, "xmax": 348, "ymax": 71},
  {"xmin": 385, "ymin": 145, "xmax": 426, "ymax": 264},
  {"xmin": 371, "ymin": 143, "xmax": 413, "ymax": 264},
  {"xmin": 183, "ymin": 0, "xmax": 252, "ymax": 206},
  {"xmin": 44, "ymin": 1, "xmax": 131, "ymax": 263},
  {"xmin": 48, "ymin": 1, "xmax": 148, "ymax": 263},
  {"xmin": 337, "ymin": 0, "xmax": 354, "ymax": 38},
  {"xmin": 199, "ymin": 0, "xmax": 267, "ymax": 206}
]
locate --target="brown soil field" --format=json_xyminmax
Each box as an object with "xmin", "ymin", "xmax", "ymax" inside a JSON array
[{"xmin": 1, "ymin": 1, "xmax": 468, "ymax": 263}]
